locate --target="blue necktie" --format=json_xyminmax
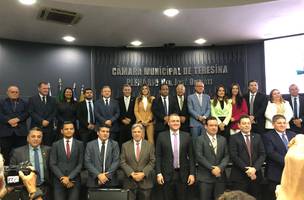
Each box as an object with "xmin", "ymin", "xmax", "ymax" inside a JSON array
[
  {"xmin": 34, "ymin": 148, "xmax": 41, "ymax": 184},
  {"xmin": 281, "ymin": 133, "xmax": 289, "ymax": 150}
]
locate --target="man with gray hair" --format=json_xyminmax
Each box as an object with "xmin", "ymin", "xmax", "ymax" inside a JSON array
[
  {"xmin": 120, "ymin": 123, "xmax": 155, "ymax": 200},
  {"xmin": 287, "ymin": 84, "xmax": 304, "ymax": 133},
  {"xmin": 0, "ymin": 85, "xmax": 29, "ymax": 164}
]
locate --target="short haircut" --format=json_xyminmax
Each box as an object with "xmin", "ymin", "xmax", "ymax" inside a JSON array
[
  {"xmin": 61, "ymin": 121, "xmax": 74, "ymax": 129},
  {"xmin": 247, "ymin": 80, "xmax": 258, "ymax": 86},
  {"xmin": 272, "ymin": 114, "xmax": 286, "ymax": 123},
  {"xmin": 205, "ymin": 116, "xmax": 218, "ymax": 125},
  {"xmin": 159, "ymin": 83, "xmax": 169, "ymax": 90},
  {"xmin": 97, "ymin": 124, "xmax": 111, "ymax": 131},
  {"xmin": 131, "ymin": 123, "xmax": 145, "ymax": 133},
  {"xmin": 122, "ymin": 84, "xmax": 131, "ymax": 89},
  {"xmin": 238, "ymin": 115, "xmax": 251, "ymax": 123},
  {"xmin": 38, "ymin": 81, "xmax": 48, "ymax": 87},
  {"xmin": 176, "ymin": 83, "xmax": 185, "ymax": 88},
  {"xmin": 84, "ymin": 88, "xmax": 93, "ymax": 93},
  {"xmin": 29, "ymin": 127, "xmax": 43, "ymax": 135},
  {"xmin": 101, "ymin": 85, "xmax": 111, "ymax": 90},
  {"xmin": 168, "ymin": 113, "xmax": 180, "ymax": 119},
  {"xmin": 218, "ymin": 190, "xmax": 256, "ymax": 200},
  {"xmin": 195, "ymin": 80, "xmax": 204, "ymax": 86}
]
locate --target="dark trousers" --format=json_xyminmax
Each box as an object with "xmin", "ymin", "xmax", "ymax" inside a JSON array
[
  {"xmin": 53, "ymin": 179, "xmax": 80, "ymax": 200},
  {"xmin": 162, "ymin": 170, "xmax": 187, "ymax": 200},
  {"xmin": 199, "ymin": 181, "xmax": 226, "ymax": 200},
  {"xmin": 232, "ymin": 180, "xmax": 261, "ymax": 200},
  {"xmin": 267, "ymin": 180, "xmax": 279, "ymax": 200},
  {"xmin": 0, "ymin": 134, "xmax": 27, "ymax": 165},
  {"xmin": 42, "ymin": 130, "xmax": 55, "ymax": 146},
  {"xmin": 129, "ymin": 188, "xmax": 151, "ymax": 200},
  {"xmin": 110, "ymin": 131, "xmax": 119, "ymax": 142},
  {"xmin": 119, "ymin": 125, "xmax": 132, "ymax": 149},
  {"xmin": 78, "ymin": 129, "xmax": 96, "ymax": 148}
]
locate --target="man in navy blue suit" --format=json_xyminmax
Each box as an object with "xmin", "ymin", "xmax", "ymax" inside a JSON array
[
  {"xmin": 287, "ymin": 84, "xmax": 304, "ymax": 133},
  {"xmin": 263, "ymin": 114, "xmax": 296, "ymax": 200},
  {"xmin": 0, "ymin": 85, "xmax": 29, "ymax": 164}
]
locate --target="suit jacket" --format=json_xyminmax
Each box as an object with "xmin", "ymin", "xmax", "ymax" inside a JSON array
[
  {"xmin": 49, "ymin": 138, "xmax": 83, "ymax": 182},
  {"xmin": 264, "ymin": 101, "xmax": 293, "ymax": 129},
  {"xmin": 187, "ymin": 93, "xmax": 211, "ymax": 128},
  {"xmin": 28, "ymin": 95, "xmax": 56, "ymax": 132},
  {"xmin": 0, "ymin": 98, "xmax": 29, "ymax": 137},
  {"xmin": 152, "ymin": 95, "xmax": 178, "ymax": 132},
  {"xmin": 195, "ymin": 133, "xmax": 229, "ymax": 183},
  {"xmin": 173, "ymin": 95, "xmax": 189, "ymax": 132},
  {"xmin": 117, "ymin": 96, "xmax": 136, "ymax": 128},
  {"xmin": 286, "ymin": 95, "xmax": 304, "ymax": 133},
  {"xmin": 85, "ymin": 139, "xmax": 120, "ymax": 187},
  {"xmin": 10, "ymin": 145, "xmax": 51, "ymax": 183},
  {"xmin": 76, "ymin": 100, "xmax": 94, "ymax": 131},
  {"xmin": 229, "ymin": 132, "xmax": 266, "ymax": 183},
  {"xmin": 210, "ymin": 99, "xmax": 232, "ymax": 125},
  {"xmin": 95, "ymin": 98, "xmax": 120, "ymax": 132},
  {"xmin": 244, "ymin": 92, "xmax": 267, "ymax": 133},
  {"xmin": 56, "ymin": 101, "xmax": 77, "ymax": 129},
  {"xmin": 156, "ymin": 131, "xmax": 195, "ymax": 183},
  {"xmin": 263, "ymin": 130, "xmax": 296, "ymax": 183},
  {"xmin": 134, "ymin": 96, "xmax": 154, "ymax": 124},
  {"xmin": 120, "ymin": 139, "xmax": 155, "ymax": 189}
]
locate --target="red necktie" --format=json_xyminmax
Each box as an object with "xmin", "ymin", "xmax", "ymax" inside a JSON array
[{"xmin": 66, "ymin": 140, "xmax": 71, "ymax": 159}]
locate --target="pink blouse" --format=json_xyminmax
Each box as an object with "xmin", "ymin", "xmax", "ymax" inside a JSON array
[{"xmin": 231, "ymin": 98, "xmax": 248, "ymax": 130}]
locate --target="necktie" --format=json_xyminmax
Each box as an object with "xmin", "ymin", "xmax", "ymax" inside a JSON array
[
  {"xmin": 105, "ymin": 98, "xmax": 109, "ymax": 106},
  {"xmin": 136, "ymin": 142, "xmax": 140, "ymax": 161},
  {"xmin": 88, "ymin": 101, "xmax": 94, "ymax": 124},
  {"xmin": 173, "ymin": 133, "xmax": 179, "ymax": 168},
  {"xmin": 249, "ymin": 94, "xmax": 254, "ymax": 115},
  {"xmin": 66, "ymin": 140, "xmax": 71, "ymax": 159},
  {"xmin": 179, "ymin": 96, "xmax": 183, "ymax": 110},
  {"xmin": 125, "ymin": 97, "xmax": 129, "ymax": 112},
  {"xmin": 294, "ymin": 97, "xmax": 298, "ymax": 118},
  {"xmin": 198, "ymin": 94, "xmax": 202, "ymax": 106},
  {"xmin": 281, "ymin": 133, "xmax": 289, "ymax": 150},
  {"xmin": 42, "ymin": 96, "xmax": 46, "ymax": 104},
  {"xmin": 100, "ymin": 141, "xmax": 106, "ymax": 172},
  {"xmin": 211, "ymin": 137, "xmax": 217, "ymax": 155},
  {"xmin": 33, "ymin": 148, "xmax": 41, "ymax": 184},
  {"xmin": 163, "ymin": 97, "xmax": 168, "ymax": 115},
  {"xmin": 245, "ymin": 135, "xmax": 252, "ymax": 165}
]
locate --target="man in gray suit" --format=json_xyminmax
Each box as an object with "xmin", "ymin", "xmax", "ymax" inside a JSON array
[
  {"xmin": 187, "ymin": 81, "xmax": 211, "ymax": 138},
  {"xmin": 85, "ymin": 125, "xmax": 120, "ymax": 188},
  {"xmin": 195, "ymin": 116, "xmax": 229, "ymax": 200},
  {"xmin": 95, "ymin": 86, "xmax": 120, "ymax": 141},
  {"xmin": 120, "ymin": 123, "xmax": 155, "ymax": 200},
  {"xmin": 10, "ymin": 127, "xmax": 51, "ymax": 200},
  {"xmin": 50, "ymin": 121, "xmax": 83, "ymax": 200}
]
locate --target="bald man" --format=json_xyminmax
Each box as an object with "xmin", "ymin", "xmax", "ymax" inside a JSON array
[{"xmin": 0, "ymin": 85, "xmax": 29, "ymax": 164}]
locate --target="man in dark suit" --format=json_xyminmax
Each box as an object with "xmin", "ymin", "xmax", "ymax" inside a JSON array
[
  {"xmin": 229, "ymin": 115, "xmax": 266, "ymax": 200},
  {"xmin": 195, "ymin": 116, "xmax": 229, "ymax": 200},
  {"xmin": 10, "ymin": 127, "xmax": 51, "ymax": 200},
  {"xmin": 156, "ymin": 113, "xmax": 195, "ymax": 200},
  {"xmin": 95, "ymin": 86, "xmax": 120, "ymax": 141},
  {"xmin": 50, "ymin": 121, "xmax": 83, "ymax": 200},
  {"xmin": 120, "ymin": 123, "xmax": 155, "ymax": 200},
  {"xmin": 28, "ymin": 82, "xmax": 56, "ymax": 146},
  {"xmin": 76, "ymin": 88, "xmax": 96, "ymax": 147},
  {"xmin": 263, "ymin": 114, "xmax": 296, "ymax": 200},
  {"xmin": 117, "ymin": 84, "xmax": 136, "ymax": 148},
  {"xmin": 244, "ymin": 80, "xmax": 267, "ymax": 135},
  {"xmin": 152, "ymin": 83, "xmax": 178, "ymax": 141},
  {"xmin": 0, "ymin": 85, "xmax": 29, "ymax": 164},
  {"xmin": 174, "ymin": 83, "xmax": 189, "ymax": 132},
  {"xmin": 85, "ymin": 125, "xmax": 120, "ymax": 188},
  {"xmin": 287, "ymin": 84, "xmax": 304, "ymax": 133}
]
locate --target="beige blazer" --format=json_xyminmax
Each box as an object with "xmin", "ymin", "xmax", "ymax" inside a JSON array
[{"xmin": 134, "ymin": 96, "xmax": 155, "ymax": 124}]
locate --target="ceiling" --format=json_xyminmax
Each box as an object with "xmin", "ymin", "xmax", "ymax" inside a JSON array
[{"xmin": 0, "ymin": 0, "xmax": 304, "ymax": 47}]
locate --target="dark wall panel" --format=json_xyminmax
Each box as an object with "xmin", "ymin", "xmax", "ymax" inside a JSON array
[{"xmin": 0, "ymin": 39, "xmax": 92, "ymax": 98}]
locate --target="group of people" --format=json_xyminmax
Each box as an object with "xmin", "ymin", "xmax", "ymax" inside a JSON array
[{"xmin": 0, "ymin": 80, "xmax": 303, "ymax": 200}]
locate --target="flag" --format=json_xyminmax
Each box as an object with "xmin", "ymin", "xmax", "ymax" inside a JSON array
[
  {"xmin": 57, "ymin": 78, "xmax": 64, "ymax": 102},
  {"xmin": 48, "ymin": 82, "xmax": 52, "ymax": 96},
  {"xmin": 79, "ymin": 84, "xmax": 85, "ymax": 102},
  {"xmin": 72, "ymin": 82, "xmax": 77, "ymax": 102}
]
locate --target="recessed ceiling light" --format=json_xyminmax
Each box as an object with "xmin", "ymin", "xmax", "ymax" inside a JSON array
[
  {"xmin": 194, "ymin": 38, "xmax": 207, "ymax": 45},
  {"xmin": 163, "ymin": 8, "xmax": 179, "ymax": 17},
  {"xmin": 18, "ymin": 0, "xmax": 37, "ymax": 5},
  {"xmin": 130, "ymin": 40, "xmax": 142, "ymax": 46},
  {"xmin": 62, "ymin": 36, "xmax": 76, "ymax": 42}
]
